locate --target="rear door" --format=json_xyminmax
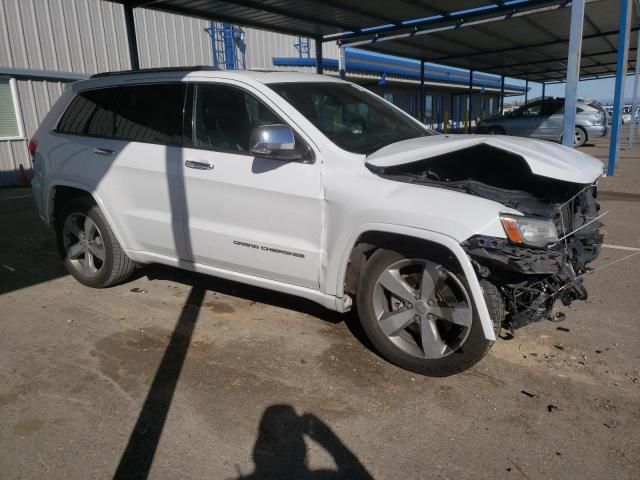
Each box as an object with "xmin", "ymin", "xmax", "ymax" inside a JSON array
[
  {"xmin": 52, "ymin": 83, "xmax": 188, "ymax": 258},
  {"xmin": 179, "ymin": 81, "xmax": 323, "ymax": 289},
  {"xmin": 537, "ymin": 102, "xmax": 564, "ymax": 141}
]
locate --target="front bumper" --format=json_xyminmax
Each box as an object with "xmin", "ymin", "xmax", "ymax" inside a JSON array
[{"xmin": 462, "ymin": 186, "xmax": 603, "ymax": 330}]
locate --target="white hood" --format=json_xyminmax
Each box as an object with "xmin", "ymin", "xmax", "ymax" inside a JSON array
[{"xmin": 366, "ymin": 134, "xmax": 604, "ymax": 184}]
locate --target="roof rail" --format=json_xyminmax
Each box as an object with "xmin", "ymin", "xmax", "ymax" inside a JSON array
[{"xmin": 90, "ymin": 65, "xmax": 220, "ymax": 79}]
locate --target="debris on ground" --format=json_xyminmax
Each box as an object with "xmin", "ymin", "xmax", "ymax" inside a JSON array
[
  {"xmin": 556, "ymin": 326, "xmax": 571, "ymax": 332},
  {"xmin": 2, "ymin": 265, "xmax": 15, "ymax": 272},
  {"xmin": 130, "ymin": 287, "xmax": 148, "ymax": 293},
  {"xmin": 547, "ymin": 404, "xmax": 558, "ymax": 413},
  {"xmin": 521, "ymin": 390, "xmax": 539, "ymax": 398},
  {"xmin": 552, "ymin": 344, "xmax": 565, "ymax": 351}
]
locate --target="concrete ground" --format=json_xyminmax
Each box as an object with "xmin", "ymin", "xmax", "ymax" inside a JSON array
[{"xmin": 1, "ymin": 131, "xmax": 639, "ymax": 480}]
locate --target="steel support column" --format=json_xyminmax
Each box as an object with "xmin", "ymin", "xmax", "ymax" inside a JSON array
[
  {"xmin": 500, "ymin": 75, "xmax": 505, "ymax": 115},
  {"xmin": 542, "ymin": 82, "xmax": 546, "ymax": 99},
  {"xmin": 524, "ymin": 78, "xmax": 529, "ymax": 104},
  {"xmin": 562, "ymin": 0, "xmax": 585, "ymax": 148},
  {"xmin": 628, "ymin": 2, "xmax": 640, "ymax": 148},
  {"xmin": 124, "ymin": 5, "xmax": 140, "ymax": 70},
  {"xmin": 609, "ymin": 0, "xmax": 633, "ymax": 174},
  {"xmin": 420, "ymin": 59, "xmax": 425, "ymax": 123},
  {"xmin": 338, "ymin": 44, "xmax": 346, "ymax": 79},
  {"xmin": 468, "ymin": 70, "xmax": 474, "ymax": 132},
  {"xmin": 315, "ymin": 38, "xmax": 323, "ymax": 74}
]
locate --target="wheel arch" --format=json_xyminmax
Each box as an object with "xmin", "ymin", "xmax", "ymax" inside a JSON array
[
  {"xmin": 334, "ymin": 224, "xmax": 496, "ymax": 341},
  {"xmin": 47, "ymin": 181, "xmax": 130, "ymax": 254}
]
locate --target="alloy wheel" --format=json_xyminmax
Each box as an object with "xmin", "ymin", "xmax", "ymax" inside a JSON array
[
  {"xmin": 371, "ymin": 258, "xmax": 472, "ymax": 359},
  {"xmin": 62, "ymin": 213, "xmax": 106, "ymax": 277}
]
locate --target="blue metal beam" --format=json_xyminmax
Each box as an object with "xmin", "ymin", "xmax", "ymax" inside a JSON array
[
  {"xmin": 608, "ymin": 0, "xmax": 633, "ymax": 175},
  {"xmin": 432, "ymin": 27, "xmax": 639, "ymax": 63},
  {"xmin": 524, "ymin": 78, "xmax": 529, "ymax": 104},
  {"xmin": 562, "ymin": 0, "xmax": 585, "ymax": 148},
  {"xmin": 329, "ymin": 0, "xmax": 570, "ymax": 44}
]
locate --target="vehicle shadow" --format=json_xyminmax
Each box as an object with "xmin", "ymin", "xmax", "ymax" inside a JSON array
[
  {"xmin": 141, "ymin": 263, "xmax": 346, "ymax": 324},
  {"xmin": 234, "ymin": 404, "xmax": 374, "ymax": 480},
  {"xmin": 137, "ymin": 264, "xmax": 375, "ymax": 352}
]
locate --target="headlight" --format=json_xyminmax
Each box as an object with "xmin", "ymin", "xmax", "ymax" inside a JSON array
[{"xmin": 500, "ymin": 214, "xmax": 558, "ymax": 247}]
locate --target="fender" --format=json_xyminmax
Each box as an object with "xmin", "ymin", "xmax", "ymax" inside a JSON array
[
  {"xmin": 46, "ymin": 180, "xmax": 131, "ymax": 256},
  {"xmin": 333, "ymin": 223, "xmax": 496, "ymax": 341}
]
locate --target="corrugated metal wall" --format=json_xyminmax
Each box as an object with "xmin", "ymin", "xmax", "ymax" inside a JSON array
[
  {"xmin": 244, "ymin": 29, "xmax": 338, "ymax": 69},
  {"xmin": 0, "ymin": 0, "xmax": 390, "ymax": 185},
  {"xmin": 0, "ymin": 0, "xmax": 215, "ymax": 185}
]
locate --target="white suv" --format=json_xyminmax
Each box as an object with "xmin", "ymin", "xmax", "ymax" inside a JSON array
[{"xmin": 31, "ymin": 68, "xmax": 604, "ymax": 376}]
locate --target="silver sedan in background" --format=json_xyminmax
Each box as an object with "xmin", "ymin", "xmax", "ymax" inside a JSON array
[{"xmin": 476, "ymin": 98, "xmax": 607, "ymax": 147}]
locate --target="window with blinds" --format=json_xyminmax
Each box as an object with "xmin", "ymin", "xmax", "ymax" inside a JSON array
[{"xmin": 0, "ymin": 78, "xmax": 21, "ymax": 139}]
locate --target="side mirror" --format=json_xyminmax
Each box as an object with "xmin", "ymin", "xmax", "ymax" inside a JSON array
[{"xmin": 249, "ymin": 124, "xmax": 301, "ymax": 161}]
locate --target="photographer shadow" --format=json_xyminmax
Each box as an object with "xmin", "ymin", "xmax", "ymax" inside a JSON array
[{"xmin": 236, "ymin": 404, "xmax": 373, "ymax": 480}]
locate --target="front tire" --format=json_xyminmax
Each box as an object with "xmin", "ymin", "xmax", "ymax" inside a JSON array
[
  {"xmin": 56, "ymin": 197, "xmax": 135, "ymax": 288},
  {"xmin": 356, "ymin": 243, "xmax": 502, "ymax": 376}
]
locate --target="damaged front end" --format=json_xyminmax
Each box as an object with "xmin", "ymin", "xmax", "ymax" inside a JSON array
[
  {"xmin": 369, "ymin": 142, "xmax": 604, "ymax": 330},
  {"xmin": 462, "ymin": 183, "xmax": 603, "ymax": 329}
]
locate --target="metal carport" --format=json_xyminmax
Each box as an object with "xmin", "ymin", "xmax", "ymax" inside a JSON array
[{"xmin": 107, "ymin": 0, "xmax": 639, "ymax": 175}]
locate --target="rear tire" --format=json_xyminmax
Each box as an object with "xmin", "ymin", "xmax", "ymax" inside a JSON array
[
  {"xmin": 356, "ymin": 243, "xmax": 503, "ymax": 376},
  {"xmin": 574, "ymin": 127, "xmax": 587, "ymax": 147},
  {"xmin": 56, "ymin": 197, "xmax": 135, "ymax": 288}
]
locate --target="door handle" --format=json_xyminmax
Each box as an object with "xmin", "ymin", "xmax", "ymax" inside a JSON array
[
  {"xmin": 185, "ymin": 160, "xmax": 214, "ymax": 170},
  {"xmin": 93, "ymin": 147, "xmax": 116, "ymax": 156}
]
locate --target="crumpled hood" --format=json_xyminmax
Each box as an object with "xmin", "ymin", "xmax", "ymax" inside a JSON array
[{"xmin": 366, "ymin": 134, "xmax": 604, "ymax": 184}]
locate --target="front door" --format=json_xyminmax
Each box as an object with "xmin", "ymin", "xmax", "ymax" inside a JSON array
[
  {"xmin": 506, "ymin": 102, "xmax": 543, "ymax": 138},
  {"xmin": 180, "ymin": 82, "xmax": 323, "ymax": 289}
]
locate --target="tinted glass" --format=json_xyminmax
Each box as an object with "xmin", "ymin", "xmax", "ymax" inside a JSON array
[
  {"xmin": 514, "ymin": 103, "xmax": 543, "ymax": 117},
  {"xmin": 113, "ymin": 84, "xmax": 185, "ymax": 144},
  {"xmin": 541, "ymin": 102, "xmax": 563, "ymax": 116},
  {"xmin": 189, "ymin": 83, "xmax": 312, "ymax": 160},
  {"xmin": 57, "ymin": 88, "xmax": 115, "ymax": 137},
  {"xmin": 269, "ymin": 83, "xmax": 431, "ymax": 154}
]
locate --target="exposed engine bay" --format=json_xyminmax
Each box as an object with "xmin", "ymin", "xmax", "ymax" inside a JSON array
[{"xmin": 368, "ymin": 143, "xmax": 604, "ymax": 330}]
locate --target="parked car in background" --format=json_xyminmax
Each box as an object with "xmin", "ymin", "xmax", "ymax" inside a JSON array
[
  {"xmin": 476, "ymin": 98, "xmax": 606, "ymax": 147},
  {"xmin": 31, "ymin": 68, "xmax": 604, "ymax": 376},
  {"xmin": 604, "ymin": 104, "xmax": 634, "ymax": 125}
]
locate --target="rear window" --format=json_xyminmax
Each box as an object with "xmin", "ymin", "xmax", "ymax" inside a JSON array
[
  {"xmin": 56, "ymin": 83, "xmax": 185, "ymax": 145},
  {"xmin": 56, "ymin": 88, "xmax": 115, "ymax": 137},
  {"xmin": 113, "ymin": 84, "xmax": 185, "ymax": 145}
]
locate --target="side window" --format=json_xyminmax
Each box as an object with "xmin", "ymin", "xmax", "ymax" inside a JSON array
[
  {"xmin": 113, "ymin": 84, "xmax": 185, "ymax": 145},
  {"xmin": 188, "ymin": 83, "xmax": 312, "ymax": 161},
  {"xmin": 57, "ymin": 88, "xmax": 115, "ymax": 137},
  {"xmin": 546, "ymin": 103, "xmax": 564, "ymax": 115},
  {"xmin": 520, "ymin": 103, "xmax": 543, "ymax": 117}
]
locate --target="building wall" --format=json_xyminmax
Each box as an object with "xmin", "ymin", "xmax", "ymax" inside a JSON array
[
  {"xmin": 0, "ymin": 0, "xmax": 215, "ymax": 184},
  {"xmin": 0, "ymin": 0, "xmax": 341, "ymax": 185}
]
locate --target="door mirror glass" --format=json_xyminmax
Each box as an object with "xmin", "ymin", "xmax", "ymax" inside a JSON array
[{"xmin": 250, "ymin": 124, "xmax": 301, "ymax": 161}]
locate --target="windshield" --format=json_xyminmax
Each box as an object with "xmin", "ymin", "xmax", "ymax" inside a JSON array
[{"xmin": 269, "ymin": 82, "xmax": 432, "ymax": 154}]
